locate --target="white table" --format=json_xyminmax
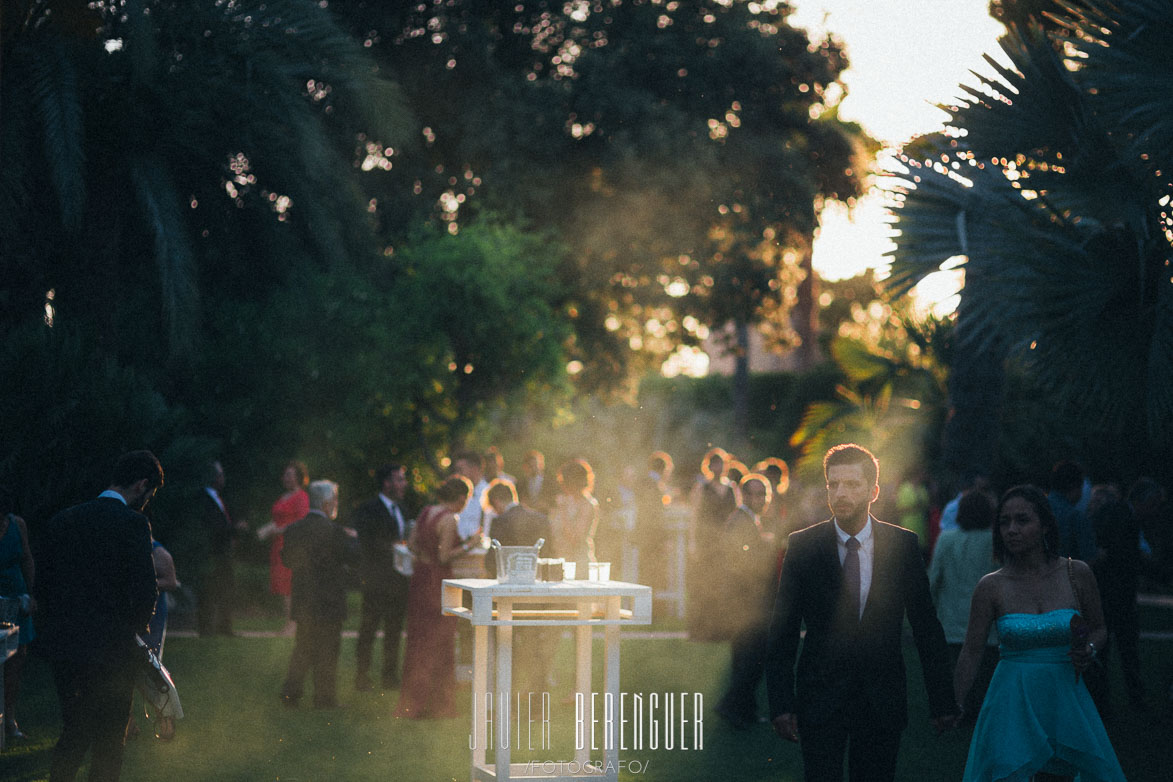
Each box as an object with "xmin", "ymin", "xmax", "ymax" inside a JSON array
[{"xmin": 442, "ymin": 578, "xmax": 652, "ymax": 782}]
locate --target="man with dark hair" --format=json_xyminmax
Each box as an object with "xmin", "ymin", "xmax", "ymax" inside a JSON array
[
  {"xmin": 519, "ymin": 450, "xmax": 555, "ymax": 512},
  {"xmin": 1086, "ymin": 478, "xmax": 1166, "ymax": 713},
  {"xmin": 1050, "ymin": 460, "xmax": 1094, "ymax": 561},
  {"xmin": 195, "ymin": 460, "xmax": 247, "ymax": 637},
  {"xmin": 36, "ymin": 450, "xmax": 163, "ymax": 782},
  {"xmin": 351, "ymin": 463, "xmax": 411, "ymax": 692},
  {"xmin": 280, "ymin": 480, "xmax": 357, "ymax": 709},
  {"xmin": 483, "ymin": 479, "xmax": 553, "ymax": 694},
  {"xmin": 482, "ymin": 479, "xmax": 549, "ymax": 576},
  {"xmin": 766, "ymin": 444, "xmax": 955, "ymax": 782}
]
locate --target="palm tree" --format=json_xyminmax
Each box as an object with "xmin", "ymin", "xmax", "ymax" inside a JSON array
[
  {"xmin": 1, "ymin": 0, "xmax": 411, "ymax": 358},
  {"xmin": 886, "ymin": 0, "xmax": 1173, "ymax": 476}
]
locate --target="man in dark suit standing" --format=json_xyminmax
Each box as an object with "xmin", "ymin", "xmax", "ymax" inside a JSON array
[
  {"xmin": 483, "ymin": 479, "xmax": 553, "ymax": 694},
  {"xmin": 352, "ymin": 463, "xmax": 410, "ymax": 692},
  {"xmin": 716, "ymin": 473, "xmax": 776, "ymax": 728},
  {"xmin": 280, "ymin": 480, "xmax": 357, "ymax": 709},
  {"xmin": 765, "ymin": 444, "xmax": 956, "ymax": 782},
  {"xmin": 195, "ymin": 460, "xmax": 246, "ymax": 636},
  {"xmin": 35, "ymin": 450, "xmax": 163, "ymax": 782},
  {"xmin": 483, "ymin": 479, "xmax": 550, "ymax": 576}
]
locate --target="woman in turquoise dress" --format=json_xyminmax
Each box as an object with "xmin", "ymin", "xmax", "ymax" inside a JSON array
[
  {"xmin": 0, "ymin": 505, "xmax": 36, "ymax": 740},
  {"xmin": 955, "ymin": 485, "xmax": 1126, "ymax": 782}
]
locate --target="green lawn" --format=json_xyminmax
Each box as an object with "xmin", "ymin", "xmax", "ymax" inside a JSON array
[{"xmin": 3, "ymin": 627, "xmax": 1171, "ymax": 781}]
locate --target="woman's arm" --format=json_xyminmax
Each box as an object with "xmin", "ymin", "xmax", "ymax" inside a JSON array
[
  {"xmin": 152, "ymin": 545, "xmax": 180, "ymax": 591},
  {"xmin": 1070, "ymin": 558, "xmax": 1108, "ymax": 671},
  {"xmin": 954, "ymin": 574, "xmax": 998, "ymax": 713},
  {"xmin": 436, "ymin": 513, "xmax": 466, "ymax": 565}
]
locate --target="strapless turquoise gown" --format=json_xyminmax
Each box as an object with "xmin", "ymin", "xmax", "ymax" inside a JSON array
[{"xmin": 962, "ymin": 609, "xmax": 1126, "ymax": 781}]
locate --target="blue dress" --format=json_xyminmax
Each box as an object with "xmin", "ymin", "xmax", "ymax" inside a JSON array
[{"xmin": 962, "ymin": 609, "xmax": 1126, "ymax": 782}]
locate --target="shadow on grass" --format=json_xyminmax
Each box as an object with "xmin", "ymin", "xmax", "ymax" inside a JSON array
[{"xmin": 3, "ymin": 632, "xmax": 1171, "ymax": 782}]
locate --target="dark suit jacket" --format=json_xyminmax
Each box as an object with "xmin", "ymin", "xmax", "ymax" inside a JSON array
[
  {"xmin": 199, "ymin": 489, "xmax": 234, "ymax": 557},
  {"xmin": 34, "ymin": 496, "xmax": 158, "ymax": 663},
  {"xmin": 282, "ymin": 511, "xmax": 359, "ymax": 623},
  {"xmin": 485, "ymin": 504, "xmax": 550, "ymax": 577},
  {"xmin": 720, "ymin": 507, "xmax": 777, "ymax": 632},
  {"xmin": 351, "ymin": 495, "xmax": 409, "ymax": 594},
  {"xmin": 765, "ymin": 518, "xmax": 953, "ymax": 729}
]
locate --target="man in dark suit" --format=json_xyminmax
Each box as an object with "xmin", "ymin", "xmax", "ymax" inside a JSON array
[
  {"xmin": 716, "ymin": 472, "xmax": 776, "ymax": 728},
  {"xmin": 35, "ymin": 450, "xmax": 163, "ymax": 782},
  {"xmin": 483, "ymin": 479, "xmax": 553, "ymax": 694},
  {"xmin": 280, "ymin": 480, "xmax": 358, "ymax": 709},
  {"xmin": 765, "ymin": 444, "xmax": 956, "ymax": 782},
  {"xmin": 195, "ymin": 460, "xmax": 246, "ymax": 636},
  {"xmin": 351, "ymin": 463, "xmax": 410, "ymax": 692},
  {"xmin": 483, "ymin": 479, "xmax": 550, "ymax": 576}
]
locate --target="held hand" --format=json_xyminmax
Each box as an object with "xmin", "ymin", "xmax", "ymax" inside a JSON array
[
  {"xmin": 772, "ymin": 713, "xmax": 799, "ymax": 743},
  {"xmin": 1069, "ymin": 642, "xmax": 1095, "ymax": 675},
  {"xmin": 932, "ymin": 714, "xmax": 959, "ymax": 735}
]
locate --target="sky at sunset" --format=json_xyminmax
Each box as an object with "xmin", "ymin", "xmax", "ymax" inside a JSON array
[{"xmin": 788, "ymin": 0, "xmax": 1008, "ymax": 310}]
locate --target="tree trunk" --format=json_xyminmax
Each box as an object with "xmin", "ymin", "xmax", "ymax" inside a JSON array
[
  {"xmin": 792, "ymin": 244, "xmax": 820, "ymax": 369},
  {"xmin": 732, "ymin": 317, "xmax": 750, "ymax": 446}
]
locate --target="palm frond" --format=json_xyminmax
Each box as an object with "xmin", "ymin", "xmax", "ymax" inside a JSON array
[
  {"xmin": 1051, "ymin": 0, "xmax": 1173, "ymax": 163},
  {"xmin": 130, "ymin": 157, "xmax": 200, "ymax": 353},
  {"xmin": 26, "ymin": 36, "xmax": 86, "ymax": 229}
]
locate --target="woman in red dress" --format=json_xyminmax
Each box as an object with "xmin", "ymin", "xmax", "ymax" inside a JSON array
[
  {"xmin": 394, "ymin": 475, "xmax": 473, "ymax": 719},
  {"xmin": 264, "ymin": 461, "xmax": 309, "ymax": 632}
]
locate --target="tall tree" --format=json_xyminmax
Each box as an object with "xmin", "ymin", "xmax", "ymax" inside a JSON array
[{"xmin": 333, "ymin": 0, "xmax": 871, "ymax": 423}]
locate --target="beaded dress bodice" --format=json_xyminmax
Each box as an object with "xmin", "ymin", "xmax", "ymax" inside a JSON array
[{"xmin": 995, "ymin": 608, "xmax": 1076, "ymax": 659}]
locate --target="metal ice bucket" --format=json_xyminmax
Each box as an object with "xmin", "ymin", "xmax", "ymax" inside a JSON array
[{"xmin": 490, "ymin": 538, "xmax": 545, "ymax": 584}]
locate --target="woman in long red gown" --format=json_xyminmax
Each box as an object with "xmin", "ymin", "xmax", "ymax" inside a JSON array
[
  {"xmin": 265, "ymin": 461, "xmax": 309, "ymax": 631},
  {"xmin": 394, "ymin": 475, "xmax": 473, "ymax": 719}
]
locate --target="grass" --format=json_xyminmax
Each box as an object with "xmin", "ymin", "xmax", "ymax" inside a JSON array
[{"xmin": 3, "ymin": 616, "xmax": 1171, "ymax": 781}]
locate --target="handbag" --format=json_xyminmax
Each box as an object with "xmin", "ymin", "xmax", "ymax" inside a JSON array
[{"xmin": 134, "ymin": 635, "xmax": 184, "ymax": 736}]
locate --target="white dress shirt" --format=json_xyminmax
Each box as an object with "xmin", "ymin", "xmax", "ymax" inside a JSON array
[
  {"xmin": 98, "ymin": 489, "xmax": 127, "ymax": 504},
  {"xmin": 378, "ymin": 492, "xmax": 406, "ymax": 538},
  {"xmin": 205, "ymin": 486, "xmax": 227, "ymax": 514},
  {"xmin": 835, "ymin": 516, "xmax": 875, "ymax": 620},
  {"xmin": 457, "ymin": 479, "xmax": 489, "ymax": 540}
]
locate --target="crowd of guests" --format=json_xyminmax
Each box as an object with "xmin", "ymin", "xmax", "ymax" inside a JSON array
[{"xmin": 2, "ymin": 444, "xmax": 1172, "ymax": 782}]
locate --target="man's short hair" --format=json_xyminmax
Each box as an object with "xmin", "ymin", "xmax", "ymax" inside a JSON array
[
  {"xmin": 753, "ymin": 457, "xmax": 790, "ymax": 494},
  {"xmin": 112, "ymin": 450, "xmax": 164, "ymax": 490},
  {"xmin": 957, "ymin": 490, "xmax": 995, "ymax": 531},
  {"xmin": 376, "ymin": 463, "xmax": 403, "ymax": 489},
  {"xmin": 308, "ymin": 479, "xmax": 339, "ymax": 510},
  {"xmin": 202, "ymin": 460, "xmax": 223, "ymax": 486},
  {"xmin": 452, "ymin": 451, "xmax": 484, "ymax": 472},
  {"xmin": 649, "ymin": 451, "xmax": 673, "ymax": 475},
  {"xmin": 1127, "ymin": 477, "xmax": 1165, "ymax": 509},
  {"xmin": 739, "ymin": 473, "xmax": 773, "ymax": 502},
  {"xmin": 523, "ymin": 450, "xmax": 545, "ymax": 471},
  {"xmin": 1050, "ymin": 460, "xmax": 1084, "ymax": 495},
  {"xmin": 485, "ymin": 479, "xmax": 518, "ymax": 509},
  {"xmin": 823, "ymin": 444, "xmax": 879, "ymax": 487},
  {"xmin": 437, "ymin": 475, "xmax": 474, "ymax": 504}
]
